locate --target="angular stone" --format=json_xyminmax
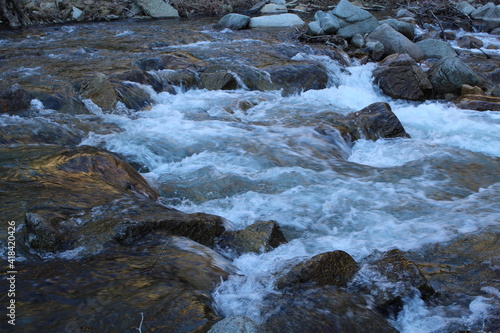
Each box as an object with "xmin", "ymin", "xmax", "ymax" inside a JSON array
[
  {"xmin": 79, "ymin": 72, "xmax": 118, "ymax": 110},
  {"xmin": 135, "ymin": 0, "xmax": 179, "ymax": 18},
  {"xmin": 457, "ymin": 35, "xmax": 484, "ymax": 49},
  {"xmin": 373, "ymin": 53, "xmax": 432, "ymax": 101},
  {"xmin": 380, "ymin": 18, "xmax": 415, "ymax": 40},
  {"xmin": 456, "ymin": 94, "xmax": 500, "ymax": 111},
  {"xmin": 0, "ymin": 83, "xmax": 32, "ymax": 114},
  {"xmin": 428, "ymin": 56, "xmax": 479, "ymax": 94}
]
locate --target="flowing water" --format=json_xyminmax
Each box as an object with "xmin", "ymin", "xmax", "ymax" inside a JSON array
[{"xmin": 1, "ymin": 19, "xmax": 499, "ymax": 332}]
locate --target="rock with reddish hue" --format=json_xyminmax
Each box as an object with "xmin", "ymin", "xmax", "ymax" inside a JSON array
[
  {"xmin": 373, "ymin": 53, "xmax": 432, "ymax": 101},
  {"xmin": 456, "ymin": 94, "xmax": 500, "ymax": 111}
]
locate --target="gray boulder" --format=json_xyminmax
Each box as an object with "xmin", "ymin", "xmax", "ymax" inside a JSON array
[
  {"xmin": 380, "ymin": 18, "xmax": 415, "ymax": 40},
  {"xmin": 314, "ymin": 10, "xmax": 341, "ymax": 34},
  {"xmin": 351, "ymin": 33, "xmax": 364, "ymax": 48},
  {"xmin": 307, "ymin": 21, "xmax": 324, "ymax": 36},
  {"xmin": 428, "ymin": 56, "xmax": 479, "ymax": 94},
  {"xmin": 365, "ymin": 41, "xmax": 385, "ymax": 61},
  {"xmin": 373, "ymin": 53, "xmax": 432, "ymax": 101},
  {"xmin": 135, "ymin": 0, "xmax": 179, "ymax": 18},
  {"xmin": 216, "ymin": 13, "xmax": 250, "ymax": 30},
  {"xmin": 366, "ymin": 23, "xmax": 424, "ymax": 61},
  {"xmin": 332, "ymin": 0, "xmax": 380, "ymax": 39},
  {"xmin": 249, "ymin": 14, "xmax": 305, "ymax": 28},
  {"xmin": 415, "ymin": 39, "xmax": 457, "ymax": 59},
  {"xmin": 261, "ymin": 4, "xmax": 287, "ymax": 14},
  {"xmin": 471, "ymin": 2, "xmax": 496, "ymax": 20},
  {"xmin": 456, "ymin": 1, "xmax": 475, "ymax": 16}
]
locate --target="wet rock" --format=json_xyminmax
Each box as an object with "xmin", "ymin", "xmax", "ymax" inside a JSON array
[
  {"xmin": 457, "ymin": 35, "xmax": 484, "ymax": 49},
  {"xmin": 0, "ymin": 118, "xmax": 84, "ymax": 145},
  {"xmin": 266, "ymin": 62, "xmax": 329, "ymax": 95},
  {"xmin": 276, "ymin": 250, "xmax": 359, "ymax": 289},
  {"xmin": 380, "ymin": 19, "xmax": 415, "ymax": 40},
  {"xmin": 428, "ymin": 56, "xmax": 479, "ymax": 94},
  {"xmin": 112, "ymin": 80, "xmax": 153, "ymax": 110},
  {"xmin": 455, "ymin": 94, "xmax": 500, "ymax": 111},
  {"xmin": 200, "ymin": 64, "xmax": 273, "ymax": 92},
  {"xmin": 217, "ymin": 221, "xmax": 287, "ymax": 256},
  {"xmin": 155, "ymin": 69, "xmax": 199, "ymax": 91},
  {"xmin": 15, "ymin": 235, "xmax": 233, "ymax": 333},
  {"xmin": 346, "ymin": 102, "xmax": 411, "ymax": 140},
  {"xmin": 461, "ymin": 84, "xmax": 483, "ymax": 96},
  {"xmin": 208, "ymin": 315, "xmax": 261, "ymax": 333},
  {"xmin": 367, "ymin": 23, "xmax": 424, "ymax": 61},
  {"xmin": 79, "ymin": 73, "xmax": 118, "ymax": 111},
  {"xmin": 262, "ymin": 287, "xmax": 398, "ymax": 333},
  {"xmin": 415, "ymin": 39, "xmax": 457, "ymax": 59},
  {"xmin": 136, "ymin": 0, "xmax": 179, "ymax": 18},
  {"xmin": 200, "ymin": 71, "xmax": 239, "ymax": 90},
  {"xmin": 216, "ymin": 13, "xmax": 250, "ymax": 30},
  {"xmin": 353, "ymin": 249, "xmax": 435, "ymax": 317},
  {"xmin": 373, "ymin": 53, "xmax": 432, "ymax": 101},
  {"xmin": 0, "ymin": 83, "xmax": 33, "ymax": 114},
  {"xmin": 249, "ymin": 14, "xmax": 304, "ymax": 28}
]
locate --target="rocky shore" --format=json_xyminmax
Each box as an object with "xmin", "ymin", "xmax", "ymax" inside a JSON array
[{"xmin": 1, "ymin": 1, "xmax": 499, "ymax": 332}]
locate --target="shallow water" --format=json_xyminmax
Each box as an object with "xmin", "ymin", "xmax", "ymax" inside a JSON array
[{"xmin": 1, "ymin": 18, "xmax": 500, "ymax": 332}]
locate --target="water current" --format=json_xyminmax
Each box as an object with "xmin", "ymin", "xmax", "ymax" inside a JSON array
[{"xmin": 1, "ymin": 19, "xmax": 499, "ymax": 332}]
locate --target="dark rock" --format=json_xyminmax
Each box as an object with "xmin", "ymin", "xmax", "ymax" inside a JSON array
[
  {"xmin": 455, "ymin": 94, "xmax": 500, "ymax": 111},
  {"xmin": 263, "ymin": 287, "xmax": 399, "ymax": 333},
  {"xmin": 217, "ymin": 221, "xmax": 287, "ymax": 256},
  {"xmin": 0, "ymin": 118, "xmax": 84, "ymax": 145},
  {"xmin": 428, "ymin": 56, "xmax": 479, "ymax": 94},
  {"xmin": 133, "ymin": 57, "xmax": 165, "ymax": 71},
  {"xmin": 155, "ymin": 69, "xmax": 199, "ymax": 90},
  {"xmin": 367, "ymin": 23, "xmax": 424, "ymax": 61},
  {"xmin": 266, "ymin": 62, "xmax": 330, "ymax": 96},
  {"xmin": 216, "ymin": 13, "xmax": 250, "ymax": 30},
  {"xmin": 79, "ymin": 73, "xmax": 118, "ymax": 111},
  {"xmin": 415, "ymin": 39, "xmax": 457, "ymax": 59},
  {"xmin": 364, "ymin": 41, "xmax": 385, "ymax": 61},
  {"xmin": 373, "ymin": 53, "xmax": 432, "ymax": 101},
  {"xmin": 276, "ymin": 250, "xmax": 359, "ymax": 289},
  {"xmin": 112, "ymin": 80, "xmax": 153, "ymax": 110},
  {"xmin": 0, "ymin": 83, "xmax": 33, "ymax": 114},
  {"xmin": 200, "ymin": 64, "xmax": 273, "ymax": 92},
  {"xmin": 346, "ymin": 102, "xmax": 411, "ymax": 140},
  {"xmin": 457, "ymin": 35, "xmax": 484, "ymax": 49},
  {"xmin": 200, "ymin": 71, "xmax": 239, "ymax": 90},
  {"xmin": 15, "ymin": 235, "xmax": 232, "ymax": 333}
]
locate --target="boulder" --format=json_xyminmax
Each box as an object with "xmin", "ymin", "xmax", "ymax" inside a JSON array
[
  {"xmin": 112, "ymin": 80, "xmax": 153, "ymax": 110},
  {"xmin": 332, "ymin": 0, "xmax": 380, "ymax": 39},
  {"xmin": 217, "ymin": 221, "xmax": 287, "ymax": 256},
  {"xmin": 380, "ymin": 18, "xmax": 415, "ymax": 40},
  {"xmin": 350, "ymin": 249, "xmax": 435, "ymax": 317},
  {"xmin": 373, "ymin": 54, "xmax": 432, "ymax": 101},
  {"xmin": 470, "ymin": 2, "xmax": 497, "ymax": 20},
  {"xmin": 209, "ymin": 316, "xmax": 261, "ymax": 333},
  {"xmin": 456, "ymin": 1, "xmax": 475, "ymax": 16},
  {"xmin": 313, "ymin": 10, "xmax": 341, "ymax": 35},
  {"xmin": 351, "ymin": 33, "xmax": 364, "ymax": 48},
  {"xmin": 346, "ymin": 102, "xmax": 411, "ymax": 140},
  {"xmin": 155, "ymin": 69, "xmax": 199, "ymax": 90},
  {"xmin": 249, "ymin": 14, "xmax": 305, "ymax": 28},
  {"xmin": 199, "ymin": 64, "xmax": 273, "ymax": 92},
  {"xmin": 367, "ymin": 24, "xmax": 424, "ymax": 61},
  {"xmin": 72, "ymin": 6, "xmax": 84, "ymax": 21},
  {"xmin": 415, "ymin": 39, "xmax": 457, "ymax": 59},
  {"xmin": 428, "ymin": 56, "xmax": 479, "ymax": 94},
  {"xmin": 79, "ymin": 73, "xmax": 118, "ymax": 111},
  {"xmin": 216, "ymin": 13, "xmax": 250, "ymax": 30},
  {"xmin": 456, "ymin": 94, "xmax": 500, "ymax": 111},
  {"xmin": 307, "ymin": 21, "xmax": 324, "ymax": 36},
  {"xmin": 0, "ymin": 83, "xmax": 33, "ymax": 114},
  {"xmin": 266, "ymin": 62, "xmax": 330, "ymax": 95},
  {"xmin": 456, "ymin": 35, "xmax": 484, "ymax": 49},
  {"xmin": 336, "ymin": 17, "xmax": 380, "ymax": 39},
  {"xmin": 364, "ymin": 41, "xmax": 385, "ymax": 61},
  {"xmin": 135, "ymin": 0, "xmax": 179, "ymax": 18},
  {"xmin": 276, "ymin": 250, "xmax": 359, "ymax": 289},
  {"xmin": 17, "ymin": 235, "xmax": 233, "ymax": 332},
  {"xmin": 263, "ymin": 287, "xmax": 399, "ymax": 333}
]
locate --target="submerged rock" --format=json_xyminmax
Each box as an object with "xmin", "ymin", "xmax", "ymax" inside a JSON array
[
  {"xmin": 217, "ymin": 221, "xmax": 287, "ymax": 256},
  {"xmin": 266, "ymin": 62, "xmax": 330, "ymax": 96},
  {"xmin": 262, "ymin": 287, "xmax": 398, "ymax": 333},
  {"xmin": 79, "ymin": 73, "xmax": 118, "ymax": 111},
  {"xmin": 373, "ymin": 53, "xmax": 432, "ymax": 101},
  {"xmin": 0, "ymin": 83, "xmax": 33, "ymax": 114},
  {"xmin": 208, "ymin": 315, "xmax": 261, "ymax": 333},
  {"xmin": 276, "ymin": 250, "xmax": 359, "ymax": 289},
  {"xmin": 15, "ymin": 235, "xmax": 232, "ymax": 333}
]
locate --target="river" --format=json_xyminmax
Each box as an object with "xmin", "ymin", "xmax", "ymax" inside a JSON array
[{"xmin": 1, "ymin": 18, "xmax": 499, "ymax": 332}]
